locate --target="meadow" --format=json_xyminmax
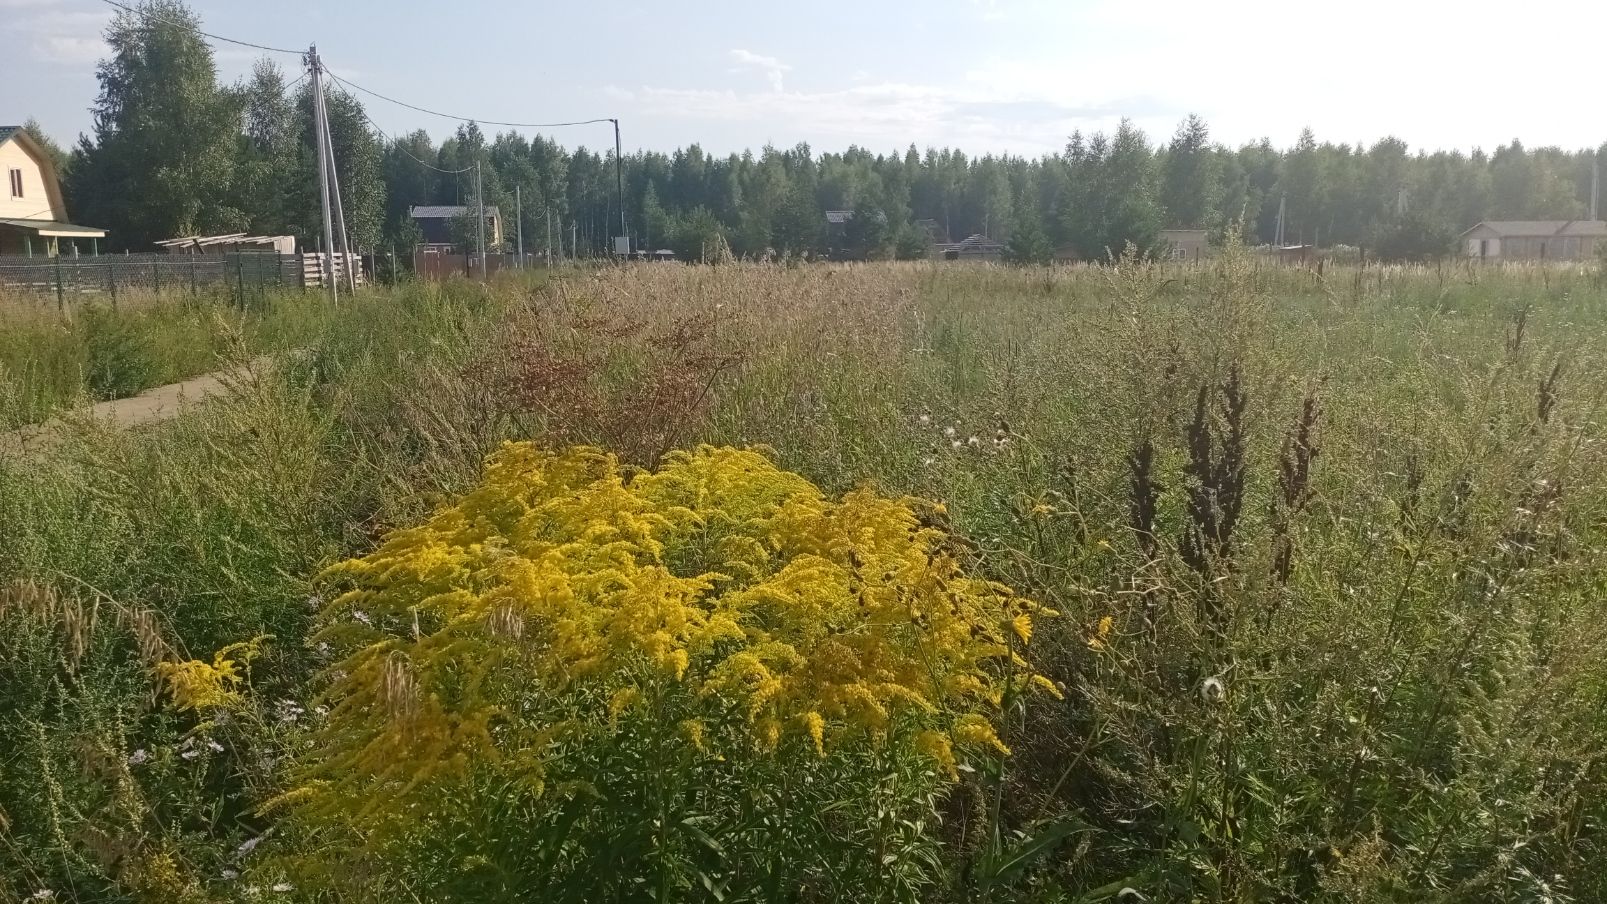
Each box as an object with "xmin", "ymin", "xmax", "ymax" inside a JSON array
[{"xmin": 2, "ymin": 255, "xmax": 1605, "ymax": 903}]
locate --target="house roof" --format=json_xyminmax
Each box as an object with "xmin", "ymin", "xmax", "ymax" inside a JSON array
[
  {"xmin": 825, "ymin": 210, "xmax": 853, "ymax": 224},
  {"xmin": 410, "ymin": 205, "xmax": 501, "ymax": 219},
  {"xmin": 939, "ymin": 234, "xmax": 1005, "ymax": 252},
  {"xmin": 1462, "ymin": 220, "xmax": 1607, "ymax": 238},
  {"xmin": 0, "ymin": 126, "xmax": 21, "ymax": 147}
]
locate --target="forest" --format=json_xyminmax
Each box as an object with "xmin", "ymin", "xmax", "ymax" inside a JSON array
[{"xmin": 38, "ymin": 0, "xmax": 1607, "ymax": 262}]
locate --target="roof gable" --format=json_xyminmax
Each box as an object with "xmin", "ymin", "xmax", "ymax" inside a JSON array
[{"xmin": 0, "ymin": 126, "xmax": 69, "ymax": 222}]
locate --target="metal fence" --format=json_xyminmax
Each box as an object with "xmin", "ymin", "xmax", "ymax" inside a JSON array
[{"xmin": 0, "ymin": 252, "xmax": 307, "ymax": 309}]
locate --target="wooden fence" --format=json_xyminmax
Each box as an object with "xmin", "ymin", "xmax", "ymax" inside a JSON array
[
  {"xmin": 0, "ymin": 252, "xmax": 364, "ymax": 309},
  {"xmin": 412, "ymin": 251, "xmax": 518, "ymax": 281}
]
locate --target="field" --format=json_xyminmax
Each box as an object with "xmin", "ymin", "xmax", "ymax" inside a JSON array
[{"xmin": 3, "ymin": 256, "xmax": 1606, "ymax": 902}]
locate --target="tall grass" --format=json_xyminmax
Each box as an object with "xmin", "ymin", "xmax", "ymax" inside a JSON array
[{"xmin": 2, "ymin": 261, "xmax": 1606, "ymax": 902}]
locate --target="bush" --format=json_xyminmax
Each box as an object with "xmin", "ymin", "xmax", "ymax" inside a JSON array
[{"xmin": 277, "ymin": 443, "xmax": 1055, "ymax": 899}]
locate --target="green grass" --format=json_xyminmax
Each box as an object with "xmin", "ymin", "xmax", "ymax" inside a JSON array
[{"xmin": 2, "ymin": 260, "xmax": 1607, "ymax": 902}]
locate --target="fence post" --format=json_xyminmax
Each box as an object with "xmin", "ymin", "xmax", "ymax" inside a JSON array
[
  {"xmin": 152, "ymin": 260, "xmax": 160, "ymax": 295},
  {"xmin": 54, "ymin": 253, "xmax": 65, "ymax": 312},
  {"xmin": 108, "ymin": 259, "xmax": 117, "ymax": 307},
  {"xmin": 191, "ymin": 255, "xmax": 199, "ymax": 296},
  {"xmin": 236, "ymin": 254, "xmax": 246, "ymax": 310}
]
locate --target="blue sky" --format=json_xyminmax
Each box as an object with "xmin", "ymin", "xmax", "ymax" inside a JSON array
[{"xmin": 8, "ymin": 0, "xmax": 1607, "ymax": 157}]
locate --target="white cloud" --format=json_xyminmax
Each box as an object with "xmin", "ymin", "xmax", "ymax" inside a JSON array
[
  {"xmin": 728, "ymin": 49, "xmax": 790, "ymax": 92},
  {"xmin": 17, "ymin": 5, "xmax": 110, "ymax": 65}
]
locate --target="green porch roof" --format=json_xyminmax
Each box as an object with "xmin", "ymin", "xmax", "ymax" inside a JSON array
[{"xmin": 0, "ymin": 218, "xmax": 108, "ymax": 238}]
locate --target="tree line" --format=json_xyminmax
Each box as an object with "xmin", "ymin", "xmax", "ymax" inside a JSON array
[{"xmin": 50, "ymin": 1, "xmax": 1607, "ymax": 262}]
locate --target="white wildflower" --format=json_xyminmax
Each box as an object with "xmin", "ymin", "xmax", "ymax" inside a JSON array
[
  {"xmin": 917, "ymin": 413, "xmax": 932, "ymax": 426},
  {"xmin": 127, "ymin": 748, "xmax": 149, "ymax": 766},
  {"xmin": 272, "ymin": 883, "xmax": 294, "ymax": 893},
  {"xmin": 943, "ymin": 426, "xmax": 957, "ymax": 439},
  {"xmin": 1201, "ymin": 676, "xmax": 1226, "ymax": 703},
  {"xmin": 222, "ymin": 869, "xmax": 240, "ymax": 881}
]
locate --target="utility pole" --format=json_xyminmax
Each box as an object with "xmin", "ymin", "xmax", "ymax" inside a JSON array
[
  {"xmin": 1592, "ymin": 155, "xmax": 1600, "ymax": 222},
  {"xmin": 1275, "ymin": 193, "xmax": 1287, "ymax": 247},
  {"xmin": 475, "ymin": 160, "xmax": 487, "ymax": 279},
  {"xmin": 515, "ymin": 185, "xmax": 524, "ymax": 267},
  {"xmin": 316, "ymin": 75, "xmax": 356, "ymax": 295},
  {"xmin": 307, "ymin": 44, "xmax": 337, "ymax": 302},
  {"xmin": 572, "ymin": 221, "xmax": 578, "ymax": 261},
  {"xmin": 612, "ymin": 118, "xmax": 626, "ymax": 258},
  {"xmin": 546, "ymin": 207, "xmax": 553, "ymax": 266}
]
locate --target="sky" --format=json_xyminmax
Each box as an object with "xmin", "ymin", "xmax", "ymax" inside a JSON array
[{"xmin": 7, "ymin": 0, "xmax": 1607, "ymax": 159}]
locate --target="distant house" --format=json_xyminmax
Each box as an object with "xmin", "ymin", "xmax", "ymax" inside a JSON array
[
  {"xmin": 1461, "ymin": 220, "xmax": 1607, "ymax": 262},
  {"xmin": 0, "ymin": 125, "xmax": 106, "ymax": 256},
  {"xmin": 936, "ymin": 233, "xmax": 1005, "ymax": 262},
  {"xmin": 409, "ymin": 205, "xmax": 503, "ymax": 250},
  {"xmin": 155, "ymin": 233, "xmax": 296, "ymax": 255},
  {"xmin": 1159, "ymin": 228, "xmax": 1209, "ymax": 261}
]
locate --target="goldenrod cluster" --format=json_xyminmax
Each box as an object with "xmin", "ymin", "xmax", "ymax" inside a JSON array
[
  {"xmin": 297, "ymin": 444, "xmax": 1055, "ymax": 816},
  {"xmin": 157, "ymin": 637, "xmax": 266, "ymax": 712}
]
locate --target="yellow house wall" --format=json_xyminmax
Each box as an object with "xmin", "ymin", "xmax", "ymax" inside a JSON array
[{"xmin": 0, "ymin": 140, "xmax": 65, "ymax": 222}]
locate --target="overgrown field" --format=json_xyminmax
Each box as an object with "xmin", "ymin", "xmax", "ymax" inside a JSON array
[{"xmin": 3, "ymin": 258, "xmax": 1606, "ymax": 903}]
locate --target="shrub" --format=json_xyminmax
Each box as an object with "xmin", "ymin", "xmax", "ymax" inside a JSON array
[{"xmin": 278, "ymin": 443, "xmax": 1056, "ymax": 899}]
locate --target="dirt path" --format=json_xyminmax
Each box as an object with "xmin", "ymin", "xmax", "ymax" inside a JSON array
[{"xmin": 2, "ymin": 356, "xmax": 276, "ymax": 455}]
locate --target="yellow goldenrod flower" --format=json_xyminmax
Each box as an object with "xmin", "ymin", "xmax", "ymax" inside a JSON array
[
  {"xmin": 291, "ymin": 444, "xmax": 1050, "ymax": 825},
  {"xmin": 802, "ymin": 711, "xmax": 826, "ymax": 756},
  {"xmin": 954, "ymin": 714, "xmax": 1011, "ymax": 756},
  {"xmin": 914, "ymin": 730, "xmax": 958, "ymax": 780},
  {"xmin": 1088, "ymin": 615, "xmax": 1115, "ymax": 651},
  {"xmin": 156, "ymin": 636, "xmax": 267, "ymax": 712}
]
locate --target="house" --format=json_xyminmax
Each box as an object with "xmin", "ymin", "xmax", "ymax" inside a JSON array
[
  {"xmin": 1159, "ymin": 228, "xmax": 1209, "ymax": 261},
  {"xmin": 1461, "ymin": 220, "xmax": 1607, "ymax": 262},
  {"xmin": 155, "ymin": 233, "xmax": 296, "ymax": 255},
  {"xmin": 0, "ymin": 125, "xmax": 106, "ymax": 256},
  {"xmin": 409, "ymin": 205, "xmax": 503, "ymax": 250},
  {"xmin": 936, "ymin": 233, "xmax": 1005, "ymax": 262}
]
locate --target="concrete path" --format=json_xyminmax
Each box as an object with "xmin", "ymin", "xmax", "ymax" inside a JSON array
[{"xmin": 2, "ymin": 356, "xmax": 276, "ymax": 454}]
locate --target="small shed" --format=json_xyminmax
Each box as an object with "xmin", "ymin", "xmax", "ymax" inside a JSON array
[{"xmin": 1159, "ymin": 228, "xmax": 1209, "ymax": 261}]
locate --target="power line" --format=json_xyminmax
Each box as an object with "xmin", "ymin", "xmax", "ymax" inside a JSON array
[
  {"xmin": 97, "ymin": 0, "xmax": 303, "ymax": 56},
  {"xmin": 328, "ymin": 71, "xmax": 615, "ymax": 130},
  {"xmin": 323, "ymin": 73, "xmax": 471, "ymax": 175}
]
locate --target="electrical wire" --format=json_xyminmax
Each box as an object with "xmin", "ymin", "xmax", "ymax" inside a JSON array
[
  {"xmin": 323, "ymin": 75, "xmax": 471, "ymax": 174},
  {"xmin": 327, "ymin": 71, "xmax": 614, "ymax": 130},
  {"xmin": 98, "ymin": 0, "xmax": 303, "ymax": 56}
]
